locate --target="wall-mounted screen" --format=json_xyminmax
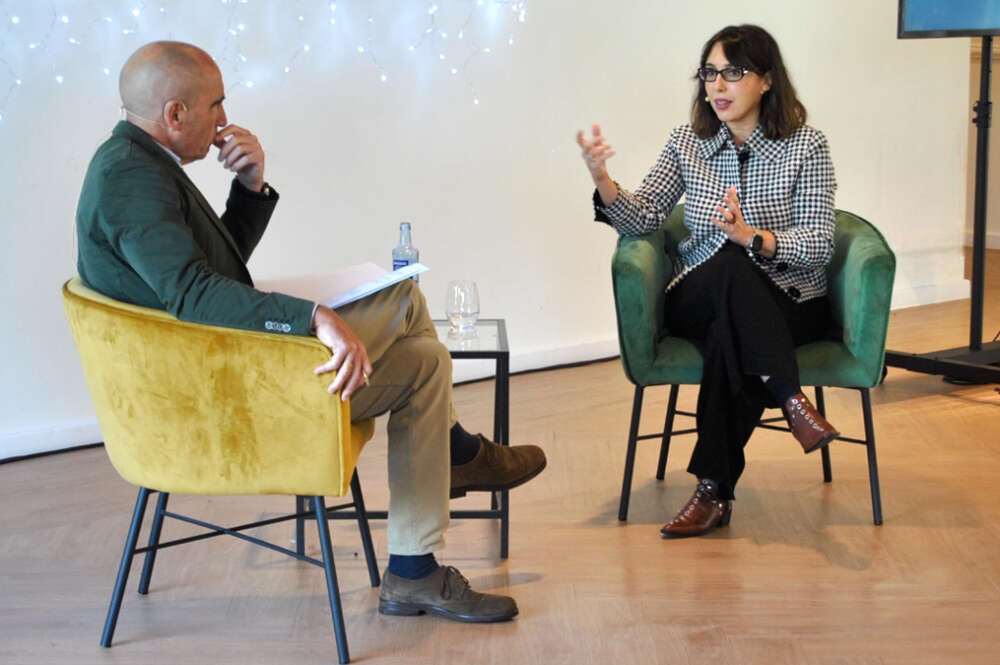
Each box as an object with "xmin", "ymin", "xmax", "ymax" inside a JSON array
[{"xmin": 898, "ymin": 0, "xmax": 1000, "ymax": 38}]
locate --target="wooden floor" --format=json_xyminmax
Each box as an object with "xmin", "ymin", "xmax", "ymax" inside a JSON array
[{"xmin": 3, "ymin": 251, "xmax": 999, "ymax": 665}]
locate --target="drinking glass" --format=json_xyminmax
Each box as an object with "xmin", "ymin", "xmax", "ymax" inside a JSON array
[{"xmin": 445, "ymin": 281, "xmax": 479, "ymax": 333}]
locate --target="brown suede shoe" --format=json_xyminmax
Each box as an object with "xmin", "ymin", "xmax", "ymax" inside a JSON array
[
  {"xmin": 450, "ymin": 435, "xmax": 546, "ymax": 498},
  {"xmin": 378, "ymin": 565, "xmax": 518, "ymax": 623},
  {"xmin": 660, "ymin": 479, "xmax": 732, "ymax": 538},
  {"xmin": 784, "ymin": 393, "xmax": 839, "ymax": 454}
]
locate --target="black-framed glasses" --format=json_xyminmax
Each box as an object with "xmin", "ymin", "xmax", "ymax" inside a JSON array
[{"xmin": 696, "ymin": 66, "xmax": 752, "ymax": 82}]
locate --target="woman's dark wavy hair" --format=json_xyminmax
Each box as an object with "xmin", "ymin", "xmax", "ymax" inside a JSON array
[{"xmin": 690, "ymin": 24, "xmax": 806, "ymax": 140}]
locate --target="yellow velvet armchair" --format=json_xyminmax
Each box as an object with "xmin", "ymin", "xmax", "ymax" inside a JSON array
[{"xmin": 63, "ymin": 277, "xmax": 377, "ymax": 664}]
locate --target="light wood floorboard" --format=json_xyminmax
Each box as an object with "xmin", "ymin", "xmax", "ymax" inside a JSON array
[{"xmin": 2, "ymin": 251, "xmax": 998, "ymax": 664}]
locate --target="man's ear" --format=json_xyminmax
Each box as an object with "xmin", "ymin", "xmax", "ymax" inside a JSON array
[{"xmin": 163, "ymin": 99, "xmax": 187, "ymax": 131}]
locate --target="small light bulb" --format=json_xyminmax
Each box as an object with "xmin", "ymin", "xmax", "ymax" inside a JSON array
[
  {"xmin": 11, "ymin": 16, "xmax": 19, "ymax": 24},
  {"xmin": 298, "ymin": 15, "xmax": 304, "ymax": 21},
  {"xmin": 238, "ymin": 23, "xmax": 245, "ymax": 31},
  {"xmin": 15, "ymin": 79, "xmax": 21, "ymax": 85},
  {"xmin": 380, "ymin": 73, "xmax": 387, "ymax": 82},
  {"xmin": 330, "ymin": 18, "xmax": 335, "ymax": 24},
  {"xmin": 104, "ymin": 16, "xmax": 112, "ymax": 22},
  {"xmin": 239, "ymin": 54, "xmax": 247, "ymax": 62},
  {"xmin": 474, "ymin": 97, "xmax": 480, "ymax": 105},
  {"xmin": 284, "ymin": 66, "xmax": 290, "ymax": 73},
  {"xmin": 28, "ymin": 43, "xmax": 37, "ymax": 49},
  {"xmin": 428, "ymin": 4, "xmax": 439, "ymax": 15},
  {"xmin": 329, "ymin": 2, "xmax": 336, "ymax": 9},
  {"xmin": 131, "ymin": 8, "xmax": 140, "ymax": 17},
  {"xmin": 245, "ymin": 81, "xmax": 254, "ymax": 88},
  {"xmin": 61, "ymin": 15, "xmax": 69, "ymax": 23},
  {"xmin": 458, "ymin": 30, "xmax": 464, "ymax": 39},
  {"xmin": 439, "ymin": 53, "xmax": 445, "ymax": 60},
  {"xmin": 508, "ymin": 35, "xmax": 514, "ymax": 45},
  {"xmin": 357, "ymin": 45, "xmax": 365, "ymax": 53},
  {"xmin": 68, "ymin": 37, "xmax": 78, "ymax": 44},
  {"xmin": 484, "ymin": 47, "xmax": 491, "ymax": 53},
  {"xmin": 303, "ymin": 44, "xmax": 311, "ymax": 51},
  {"xmin": 56, "ymin": 75, "xmax": 64, "ymax": 83},
  {"xmin": 103, "ymin": 68, "xmax": 110, "ymax": 75},
  {"xmin": 441, "ymin": 32, "xmax": 447, "ymax": 38},
  {"xmin": 450, "ymin": 67, "xmax": 458, "ymax": 75},
  {"xmin": 409, "ymin": 45, "xmax": 415, "ymax": 52}
]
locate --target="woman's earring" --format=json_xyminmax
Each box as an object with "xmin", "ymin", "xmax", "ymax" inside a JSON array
[{"xmin": 705, "ymin": 95, "xmax": 710, "ymax": 102}]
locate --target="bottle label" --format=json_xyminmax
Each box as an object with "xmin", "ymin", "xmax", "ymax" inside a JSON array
[{"xmin": 393, "ymin": 259, "xmax": 409, "ymax": 271}]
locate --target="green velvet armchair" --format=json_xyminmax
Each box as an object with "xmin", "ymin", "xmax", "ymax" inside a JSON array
[
  {"xmin": 63, "ymin": 277, "xmax": 377, "ymax": 664},
  {"xmin": 611, "ymin": 206, "xmax": 896, "ymax": 525}
]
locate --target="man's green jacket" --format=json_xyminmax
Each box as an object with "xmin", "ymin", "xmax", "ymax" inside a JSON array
[{"xmin": 76, "ymin": 121, "xmax": 314, "ymax": 335}]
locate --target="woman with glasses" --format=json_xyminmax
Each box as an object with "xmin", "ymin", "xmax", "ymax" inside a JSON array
[{"xmin": 576, "ymin": 24, "xmax": 839, "ymax": 538}]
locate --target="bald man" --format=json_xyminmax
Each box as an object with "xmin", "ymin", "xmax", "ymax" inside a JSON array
[{"xmin": 76, "ymin": 41, "xmax": 545, "ymax": 623}]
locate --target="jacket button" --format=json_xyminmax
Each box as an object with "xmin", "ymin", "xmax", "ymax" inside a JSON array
[
  {"xmin": 265, "ymin": 321, "xmax": 274, "ymax": 330},
  {"xmin": 787, "ymin": 286, "xmax": 801, "ymax": 299},
  {"xmin": 776, "ymin": 262, "xmax": 788, "ymax": 273}
]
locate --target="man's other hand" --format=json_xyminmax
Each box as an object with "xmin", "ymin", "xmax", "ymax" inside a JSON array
[
  {"xmin": 214, "ymin": 124, "xmax": 265, "ymax": 192},
  {"xmin": 312, "ymin": 305, "xmax": 373, "ymax": 401}
]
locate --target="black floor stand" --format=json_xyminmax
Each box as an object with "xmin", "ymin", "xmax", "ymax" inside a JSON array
[{"xmin": 885, "ymin": 36, "xmax": 1000, "ymax": 384}]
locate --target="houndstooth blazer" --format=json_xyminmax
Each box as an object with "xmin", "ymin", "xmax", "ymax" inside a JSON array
[{"xmin": 594, "ymin": 123, "xmax": 837, "ymax": 303}]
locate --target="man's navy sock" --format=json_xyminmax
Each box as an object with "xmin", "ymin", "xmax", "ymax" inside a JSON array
[
  {"xmin": 450, "ymin": 421, "xmax": 481, "ymax": 466},
  {"xmin": 387, "ymin": 553, "xmax": 439, "ymax": 579}
]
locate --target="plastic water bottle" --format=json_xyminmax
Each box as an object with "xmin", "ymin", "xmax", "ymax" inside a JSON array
[{"xmin": 392, "ymin": 221, "xmax": 420, "ymax": 283}]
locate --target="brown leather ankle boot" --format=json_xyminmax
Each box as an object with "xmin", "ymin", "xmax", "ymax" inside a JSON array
[
  {"xmin": 784, "ymin": 393, "xmax": 839, "ymax": 453},
  {"xmin": 660, "ymin": 479, "xmax": 732, "ymax": 538}
]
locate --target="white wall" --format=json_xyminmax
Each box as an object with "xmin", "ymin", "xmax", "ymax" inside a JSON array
[
  {"xmin": 0, "ymin": 1, "xmax": 972, "ymax": 459},
  {"xmin": 966, "ymin": 41, "xmax": 1000, "ymax": 248}
]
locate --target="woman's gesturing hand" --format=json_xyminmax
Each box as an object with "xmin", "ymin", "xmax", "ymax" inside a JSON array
[
  {"xmin": 710, "ymin": 187, "xmax": 754, "ymax": 247},
  {"xmin": 576, "ymin": 123, "xmax": 616, "ymax": 184},
  {"xmin": 576, "ymin": 123, "xmax": 619, "ymax": 205}
]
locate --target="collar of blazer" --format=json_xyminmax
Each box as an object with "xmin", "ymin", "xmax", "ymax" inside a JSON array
[{"xmin": 111, "ymin": 121, "xmax": 248, "ymax": 265}]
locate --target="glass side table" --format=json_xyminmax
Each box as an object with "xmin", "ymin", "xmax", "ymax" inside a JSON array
[{"xmin": 433, "ymin": 319, "xmax": 511, "ymax": 559}]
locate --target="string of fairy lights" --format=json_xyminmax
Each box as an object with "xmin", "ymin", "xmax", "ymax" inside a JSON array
[{"xmin": 0, "ymin": 0, "xmax": 529, "ymax": 124}]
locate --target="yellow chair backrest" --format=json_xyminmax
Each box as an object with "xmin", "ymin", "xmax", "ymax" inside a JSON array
[{"xmin": 63, "ymin": 278, "xmax": 374, "ymax": 497}]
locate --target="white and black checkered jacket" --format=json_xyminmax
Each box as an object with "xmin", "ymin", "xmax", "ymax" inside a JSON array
[{"xmin": 594, "ymin": 123, "xmax": 836, "ymax": 302}]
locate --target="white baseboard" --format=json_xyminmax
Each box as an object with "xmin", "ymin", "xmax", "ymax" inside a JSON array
[
  {"xmin": 964, "ymin": 229, "xmax": 1000, "ymax": 249},
  {"xmin": 890, "ymin": 280, "xmax": 969, "ymax": 310},
  {"xmin": 450, "ymin": 337, "xmax": 621, "ymax": 384},
  {"xmin": 0, "ymin": 421, "xmax": 102, "ymax": 461}
]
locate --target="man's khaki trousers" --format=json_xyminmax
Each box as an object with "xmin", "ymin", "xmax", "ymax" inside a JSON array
[{"xmin": 336, "ymin": 279, "xmax": 457, "ymax": 555}]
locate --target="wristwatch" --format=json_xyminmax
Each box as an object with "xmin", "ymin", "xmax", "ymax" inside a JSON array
[{"xmin": 748, "ymin": 230, "xmax": 764, "ymax": 253}]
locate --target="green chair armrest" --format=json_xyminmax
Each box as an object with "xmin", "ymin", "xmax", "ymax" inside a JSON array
[
  {"xmin": 612, "ymin": 230, "xmax": 670, "ymax": 384},
  {"xmin": 825, "ymin": 211, "xmax": 896, "ymax": 387}
]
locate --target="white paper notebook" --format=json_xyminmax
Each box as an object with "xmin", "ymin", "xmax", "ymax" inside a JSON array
[{"xmin": 256, "ymin": 262, "xmax": 428, "ymax": 309}]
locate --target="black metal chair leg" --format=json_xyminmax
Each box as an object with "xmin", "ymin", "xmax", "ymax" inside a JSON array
[
  {"xmin": 313, "ymin": 496, "xmax": 350, "ymax": 664},
  {"xmin": 655, "ymin": 384, "xmax": 679, "ymax": 480},
  {"xmin": 814, "ymin": 386, "xmax": 833, "ymax": 483},
  {"xmin": 295, "ymin": 495, "xmax": 307, "ymax": 556},
  {"xmin": 137, "ymin": 492, "xmax": 169, "ymax": 594},
  {"xmin": 860, "ymin": 389, "xmax": 883, "ymax": 525},
  {"xmin": 101, "ymin": 487, "xmax": 152, "ymax": 648},
  {"xmin": 349, "ymin": 472, "xmax": 380, "ymax": 588},
  {"xmin": 618, "ymin": 385, "xmax": 644, "ymax": 521}
]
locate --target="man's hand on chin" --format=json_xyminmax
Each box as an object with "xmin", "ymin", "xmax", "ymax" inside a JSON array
[
  {"xmin": 312, "ymin": 305, "xmax": 374, "ymax": 402},
  {"xmin": 214, "ymin": 124, "xmax": 265, "ymax": 192}
]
